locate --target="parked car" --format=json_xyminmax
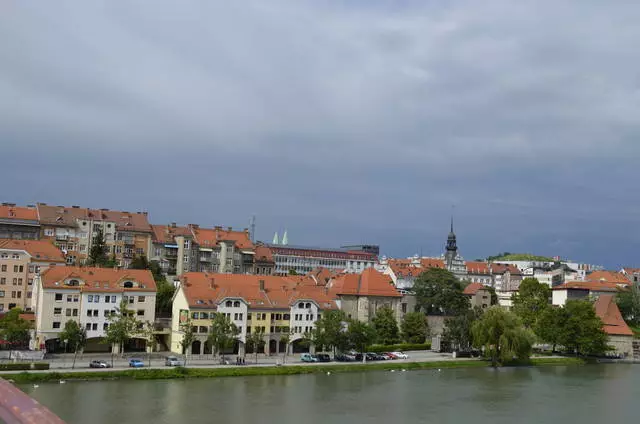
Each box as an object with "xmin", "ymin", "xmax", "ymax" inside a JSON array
[
  {"xmin": 89, "ymin": 360, "xmax": 111, "ymax": 368},
  {"xmin": 129, "ymin": 358, "xmax": 144, "ymax": 368},
  {"xmin": 335, "ymin": 353, "xmax": 356, "ymax": 362},
  {"xmin": 367, "ymin": 352, "xmax": 387, "ymax": 361},
  {"xmin": 391, "ymin": 351, "xmax": 408, "ymax": 359},
  {"xmin": 300, "ymin": 353, "xmax": 318, "ymax": 363},
  {"xmin": 381, "ymin": 353, "xmax": 396, "ymax": 360},
  {"xmin": 165, "ymin": 356, "xmax": 185, "ymax": 367},
  {"xmin": 314, "ymin": 353, "xmax": 331, "ymax": 362}
]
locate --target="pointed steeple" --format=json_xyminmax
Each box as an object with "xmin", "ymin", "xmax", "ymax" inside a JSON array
[
  {"xmin": 282, "ymin": 229, "xmax": 288, "ymax": 245},
  {"xmin": 272, "ymin": 232, "xmax": 279, "ymax": 245}
]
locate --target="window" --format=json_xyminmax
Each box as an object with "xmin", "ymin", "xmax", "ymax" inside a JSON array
[
  {"xmin": 305, "ymin": 303, "xmax": 311, "ymax": 309},
  {"xmin": 104, "ymin": 310, "xmax": 110, "ymax": 317},
  {"xmin": 226, "ymin": 300, "xmax": 232, "ymax": 307},
  {"xmin": 94, "ymin": 295, "xmax": 100, "ymax": 303},
  {"xmin": 138, "ymin": 296, "xmax": 145, "ymax": 303},
  {"xmin": 233, "ymin": 301, "xmax": 240, "ymax": 308},
  {"xmin": 234, "ymin": 313, "xmax": 239, "ymax": 320},
  {"xmin": 85, "ymin": 323, "xmax": 91, "ymax": 330},
  {"xmin": 12, "ymin": 278, "xmax": 17, "ymax": 285},
  {"xmin": 246, "ymin": 326, "xmax": 251, "ymax": 334},
  {"xmin": 28, "ymin": 278, "xmax": 33, "ymax": 286},
  {"xmin": 298, "ymin": 302, "xmax": 304, "ymax": 308},
  {"xmin": 0, "ymin": 278, "xmax": 5, "ymax": 285},
  {"xmin": 401, "ymin": 303, "xmax": 407, "ymax": 314},
  {"xmin": 128, "ymin": 297, "xmax": 134, "ymax": 304},
  {"xmin": 283, "ymin": 314, "xmax": 290, "ymax": 320},
  {"xmin": 103, "ymin": 323, "xmax": 109, "ymax": 330},
  {"xmin": 0, "ymin": 290, "xmax": 4, "ymax": 297},
  {"xmin": 192, "ymin": 312, "xmax": 198, "ymax": 319},
  {"xmin": 200, "ymin": 312, "xmax": 209, "ymax": 319},
  {"xmin": 26, "ymin": 291, "xmax": 32, "ymax": 299},
  {"xmin": 105, "ymin": 295, "xmax": 110, "ymax": 303},
  {"xmin": 55, "ymin": 293, "xmax": 63, "ymax": 301},
  {"xmin": 13, "ymin": 265, "xmax": 18, "ymax": 272},
  {"xmin": 93, "ymin": 310, "xmax": 98, "ymax": 317},
  {"xmin": 73, "ymin": 309, "xmax": 78, "ymax": 316},
  {"xmin": 17, "ymin": 278, "xmax": 22, "ymax": 285},
  {"xmin": 136, "ymin": 248, "xmax": 144, "ymax": 255},
  {"xmin": 18, "ymin": 265, "xmax": 23, "ymax": 273},
  {"xmin": 66, "ymin": 309, "xmax": 72, "ymax": 317},
  {"xmin": 87, "ymin": 310, "xmax": 93, "ymax": 317},
  {"xmin": 53, "ymin": 322, "xmax": 61, "ymax": 329},
  {"xmin": 73, "ymin": 295, "xmax": 79, "ymax": 302},
  {"xmin": 92, "ymin": 323, "xmax": 98, "ymax": 331},
  {"xmin": 238, "ymin": 313, "xmax": 243, "ymax": 320},
  {"xmin": 137, "ymin": 310, "xmax": 144, "ymax": 316},
  {"xmin": 0, "ymin": 265, "xmax": 5, "ymax": 272},
  {"xmin": 247, "ymin": 313, "xmax": 252, "ymax": 320},
  {"xmin": 111, "ymin": 296, "xmax": 116, "ymax": 303},
  {"xmin": 88, "ymin": 295, "xmax": 93, "ymax": 303},
  {"xmin": 45, "ymin": 228, "xmax": 54, "ymax": 236}
]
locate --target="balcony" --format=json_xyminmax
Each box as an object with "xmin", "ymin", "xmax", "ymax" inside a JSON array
[{"xmin": 55, "ymin": 234, "xmax": 69, "ymax": 241}]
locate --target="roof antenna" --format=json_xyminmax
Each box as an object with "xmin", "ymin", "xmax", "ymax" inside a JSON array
[{"xmin": 250, "ymin": 215, "xmax": 256, "ymax": 242}]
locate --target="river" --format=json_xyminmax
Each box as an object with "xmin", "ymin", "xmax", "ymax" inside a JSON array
[{"xmin": 19, "ymin": 364, "xmax": 639, "ymax": 424}]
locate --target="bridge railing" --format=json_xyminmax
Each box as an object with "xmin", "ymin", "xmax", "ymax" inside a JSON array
[{"xmin": 0, "ymin": 379, "xmax": 65, "ymax": 424}]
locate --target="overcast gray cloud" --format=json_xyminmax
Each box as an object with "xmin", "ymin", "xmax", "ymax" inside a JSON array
[{"xmin": 2, "ymin": 0, "xmax": 640, "ymax": 267}]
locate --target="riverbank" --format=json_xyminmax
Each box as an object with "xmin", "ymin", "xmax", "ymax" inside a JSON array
[{"xmin": 0, "ymin": 357, "xmax": 587, "ymax": 383}]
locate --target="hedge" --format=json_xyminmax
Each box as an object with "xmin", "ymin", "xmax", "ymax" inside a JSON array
[
  {"xmin": 366, "ymin": 343, "xmax": 431, "ymax": 353},
  {"xmin": 0, "ymin": 363, "xmax": 50, "ymax": 371}
]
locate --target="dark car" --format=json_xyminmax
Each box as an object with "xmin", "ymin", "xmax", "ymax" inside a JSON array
[
  {"xmin": 335, "ymin": 353, "xmax": 356, "ymax": 362},
  {"xmin": 314, "ymin": 353, "xmax": 331, "ymax": 362}
]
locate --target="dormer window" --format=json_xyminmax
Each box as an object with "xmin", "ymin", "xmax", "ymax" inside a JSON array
[
  {"xmin": 67, "ymin": 279, "xmax": 80, "ymax": 286},
  {"xmin": 298, "ymin": 302, "xmax": 304, "ymax": 308},
  {"xmin": 225, "ymin": 300, "xmax": 232, "ymax": 307},
  {"xmin": 233, "ymin": 301, "xmax": 240, "ymax": 307},
  {"xmin": 123, "ymin": 281, "xmax": 134, "ymax": 288}
]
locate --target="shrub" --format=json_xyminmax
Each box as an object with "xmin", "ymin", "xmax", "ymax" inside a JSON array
[{"xmin": 0, "ymin": 363, "xmax": 50, "ymax": 371}]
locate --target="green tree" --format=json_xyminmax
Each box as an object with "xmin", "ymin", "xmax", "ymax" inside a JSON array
[
  {"xmin": 413, "ymin": 268, "xmax": 470, "ymax": 315},
  {"xmin": 511, "ymin": 278, "xmax": 551, "ymax": 328},
  {"xmin": 208, "ymin": 313, "xmax": 240, "ymax": 363},
  {"xmin": 443, "ymin": 307, "xmax": 483, "ymax": 351},
  {"xmin": 279, "ymin": 333, "xmax": 291, "ymax": 364},
  {"xmin": 88, "ymin": 227, "xmax": 109, "ymax": 266},
  {"xmin": 534, "ymin": 306, "xmax": 567, "ymax": 352},
  {"xmin": 371, "ymin": 306, "xmax": 400, "ymax": 345},
  {"xmin": 347, "ymin": 320, "xmax": 377, "ymax": 361},
  {"xmin": 472, "ymin": 306, "xmax": 534, "ymax": 366},
  {"xmin": 558, "ymin": 300, "xmax": 610, "ymax": 356},
  {"xmin": 141, "ymin": 321, "xmax": 158, "ymax": 367},
  {"xmin": 104, "ymin": 299, "xmax": 139, "ymax": 361},
  {"xmin": 401, "ymin": 312, "xmax": 429, "ymax": 343},
  {"xmin": 616, "ymin": 286, "xmax": 640, "ymax": 326},
  {"xmin": 0, "ymin": 308, "xmax": 31, "ymax": 348},
  {"xmin": 246, "ymin": 327, "xmax": 265, "ymax": 364},
  {"xmin": 310, "ymin": 310, "xmax": 348, "ymax": 354},
  {"xmin": 58, "ymin": 320, "xmax": 86, "ymax": 369},
  {"xmin": 129, "ymin": 255, "xmax": 150, "ymax": 270},
  {"xmin": 179, "ymin": 318, "xmax": 196, "ymax": 365},
  {"xmin": 288, "ymin": 269, "xmax": 299, "ymax": 276},
  {"xmin": 155, "ymin": 279, "xmax": 176, "ymax": 317},
  {"xmin": 487, "ymin": 286, "xmax": 498, "ymax": 305}
]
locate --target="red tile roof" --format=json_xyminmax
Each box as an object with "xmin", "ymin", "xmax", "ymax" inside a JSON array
[
  {"xmin": 37, "ymin": 204, "xmax": 152, "ymax": 232},
  {"xmin": 0, "ymin": 205, "xmax": 38, "ymax": 221},
  {"xmin": 255, "ymin": 245, "xmax": 274, "ymax": 263},
  {"xmin": 151, "ymin": 224, "xmax": 192, "ymax": 244},
  {"xmin": 0, "ymin": 239, "xmax": 66, "ymax": 262},
  {"xmin": 40, "ymin": 267, "xmax": 156, "ymax": 292},
  {"xmin": 330, "ymin": 268, "xmax": 401, "ymax": 298},
  {"xmin": 490, "ymin": 263, "xmax": 522, "ymax": 275},
  {"xmin": 191, "ymin": 227, "xmax": 254, "ymax": 250},
  {"xmin": 594, "ymin": 295, "xmax": 633, "ymax": 336},
  {"xmin": 466, "ymin": 261, "xmax": 490, "ymax": 275},
  {"xmin": 180, "ymin": 273, "xmax": 337, "ymax": 310},
  {"xmin": 552, "ymin": 281, "xmax": 624, "ymax": 292},
  {"xmin": 463, "ymin": 282, "xmax": 487, "ymax": 295},
  {"xmin": 420, "ymin": 258, "xmax": 445, "ymax": 269},
  {"xmin": 586, "ymin": 271, "xmax": 630, "ymax": 285}
]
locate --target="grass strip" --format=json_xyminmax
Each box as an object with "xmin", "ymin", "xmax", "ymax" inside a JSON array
[{"xmin": 0, "ymin": 357, "xmax": 588, "ymax": 384}]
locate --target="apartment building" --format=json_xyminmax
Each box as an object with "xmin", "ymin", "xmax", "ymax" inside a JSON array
[
  {"xmin": 33, "ymin": 267, "xmax": 156, "ymax": 353},
  {"xmin": 268, "ymin": 244, "xmax": 377, "ymax": 276},
  {"xmin": 150, "ymin": 224, "xmax": 256, "ymax": 277},
  {"xmin": 0, "ymin": 239, "xmax": 66, "ymax": 313},
  {"xmin": 37, "ymin": 204, "xmax": 153, "ymax": 267},
  {"xmin": 0, "ymin": 204, "xmax": 40, "ymax": 240},
  {"xmin": 171, "ymin": 273, "xmax": 337, "ymax": 356}
]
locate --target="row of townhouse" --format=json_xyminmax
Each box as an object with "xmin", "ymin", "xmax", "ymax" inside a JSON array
[{"xmin": 170, "ymin": 268, "xmax": 405, "ymax": 356}]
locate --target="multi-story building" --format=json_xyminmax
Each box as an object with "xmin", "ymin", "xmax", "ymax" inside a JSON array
[
  {"xmin": 268, "ymin": 244, "xmax": 377, "ymax": 276},
  {"xmin": 171, "ymin": 273, "xmax": 338, "ymax": 356},
  {"xmin": 37, "ymin": 204, "xmax": 153, "ymax": 267},
  {"xmin": 463, "ymin": 282, "xmax": 492, "ymax": 309},
  {"xmin": 0, "ymin": 239, "xmax": 66, "ymax": 313},
  {"xmin": 33, "ymin": 267, "xmax": 156, "ymax": 352},
  {"xmin": 0, "ymin": 204, "xmax": 40, "ymax": 240},
  {"xmin": 490, "ymin": 263, "xmax": 523, "ymax": 292},
  {"xmin": 150, "ymin": 224, "xmax": 256, "ymax": 277}
]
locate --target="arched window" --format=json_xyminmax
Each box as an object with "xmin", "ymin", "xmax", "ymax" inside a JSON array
[
  {"xmin": 225, "ymin": 300, "xmax": 232, "ymax": 307},
  {"xmin": 305, "ymin": 303, "xmax": 311, "ymax": 309},
  {"xmin": 67, "ymin": 279, "xmax": 80, "ymax": 286},
  {"xmin": 298, "ymin": 302, "xmax": 304, "ymax": 309},
  {"xmin": 233, "ymin": 301, "xmax": 240, "ymax": 308},
  {"xmin": 123, "ymin": 281, "xmax": 134, "ymax": 288}
]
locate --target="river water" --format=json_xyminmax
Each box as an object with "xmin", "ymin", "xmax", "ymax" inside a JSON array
[{"xmin": 20, "ymin": 364, "xmax": 639, "ymax": 424}]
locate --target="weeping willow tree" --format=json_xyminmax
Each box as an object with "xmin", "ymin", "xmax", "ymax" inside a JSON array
[{"xmin": 472, "ymin": 306, "xmax": 534, "ymax": 366}]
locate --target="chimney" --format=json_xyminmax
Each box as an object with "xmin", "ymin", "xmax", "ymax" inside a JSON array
[
  {"xmin": 259, "ymin": 279, "xmax": 265, "ymax": 291},
  {"xmin": 171, "ymin": 222, "xmax": 177, "ymax": 228},
  {"xmin": 210, "ymin": 278, "xmax": 216, "ymax": 289},
  {"xmin": 214, "ymin": 226, "xmax": 222, "ymax": 231}
]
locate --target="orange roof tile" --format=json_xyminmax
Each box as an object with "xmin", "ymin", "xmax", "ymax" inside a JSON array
[
  {"xmin": 255, "ymin": 245, "xmax": 274, "ymax": 263},
  {"xmin": 191, "ymin": 227, "xmax": 254, "ymax": 250},
  {"xmin": 463, "ymin": 282, "xmax": 487, "ymax": 295},
  {"xmin": 466, "ymin": 261, "xmax": 490, "ymax": 275},
  {"xmin": 552, "ymin": 281, "xmax": 624, "ymax": 292},
  {"xmin": 491, "ymin": 263, "xmax": 522, "ymax": 275},
  {"xmin": 594, "ymin": 295, "xmax": 633, "ymax": 336},
  {"xmin": 40, "ymin": 267, "xmax": 156, "ymax": 292},
  {"xmin": 420, "ymin": 258, "xmax": 445, "ymax": 269},
  {"xmin": 0, "ymin": 205, "xmax": 38, "ymax": 221},
  {"xmin": 330, "ymin": 268, "xmax": 401, "ymax": 298},
  {"xmin": 586, "ymin": 270, "xmax": 630, "ymax": 285},
  {"xmin": 0, "ymin": 239, "xmax": 66, "ymax": 262},
  {"xmin": 151, "ymin": 224, "xmax": 192, "ymax": 244},
  {"xmin": 180, "ymin": 273, "xmax": 338, "ymax": 310}
]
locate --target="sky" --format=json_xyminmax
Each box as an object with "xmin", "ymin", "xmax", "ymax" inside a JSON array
[{"xmin": 1, "ymin": 0, "xmax": 640, "ymax": 269}]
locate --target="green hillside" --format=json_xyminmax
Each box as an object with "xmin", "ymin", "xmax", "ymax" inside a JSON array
[{"xmin": 486, "ymin": 252, "xmax": 554, "ymax": 262}]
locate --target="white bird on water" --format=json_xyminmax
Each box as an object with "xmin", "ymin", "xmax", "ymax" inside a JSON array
[
  {"xmin": 59, "ymin": 380, "xmax": 66, "ymax": 384},
  {"xmin": 33, "ymin": 384, "xmax": 39, "ymax": 389},
  {"xmin": 390, "ymin": 369, "xmax": 396, "ymax": 373},
  {"xmin": 438, "ymin": 369, "xmax": 442, "ymax": 372},
  {"xmin": 401, "ymin": 369, "xmax": 406, "ymax": 372},
  {"xmin": 326, "ymin": 372, "xmax": 331, "ymax": 375}
]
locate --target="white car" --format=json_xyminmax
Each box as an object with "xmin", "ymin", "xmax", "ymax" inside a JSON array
[
  {"xmin": 165, "ymin": 356, "xmax": 185, "ymax": 367},
  {"xmin": 391, "ymin": 351, "xmax": 408, "ymax": 359}
]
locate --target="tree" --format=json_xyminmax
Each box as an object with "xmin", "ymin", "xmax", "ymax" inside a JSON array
[
  {"xmin": 0, "ymin": 308, "xmax": 31, "ymax": 348},
  {"xmin": 401, "ymin": 312, "xmax": 429, "ymax": 343},
  {"xmin": 472, "ymin": 306, "xmax": 534, "ymax": 366},
  {"xmin": 616, "ymin": 286, "xmax": 640, "ymax": 326},
  {"xmin": 487, "ymin": 286, "xmax": 498, "ymax": 306},
  {"xmin": 371, "ymin": 306, "xmax": 400, "ymax": 345},
  {"xmin": 208, "ymin": 313, "xmax": 240, "ymax": 363},
  {"xmin": 279, "ymin": 333, "xmax": 291, "ymax": 364},
  {"xmin": 141, "ymin": 321, "xmax": 158, "ymax": 367},
  {"xmin": 413, "ymin": 268, "xmax": 470, "ymax": 315},
  {"xmin": 155, "ymin": 279, "xmax": 176, "ymax": 318},
  {"xmin": 558, "ymin": 300, "xmax": 610, "ymax": 356},
  {"xmin": 511, "ymin": 278, "xmax": 551, "ymax": 328},
  {"xmin": 288, "ymin": 269, "xmax": 298, "ymax": 276},
  {"xmin": 129, "ymin": 255, "xmax": 150, "ymax": 270},
  {"xmin": 88, "ymin": 227, "xmax": 109, "ymax": 266},
  {"xmin": 59, "ymin": 320, "xmax": 86, "ymax": 369},
  {"xmin": 534, "ymin": 307, "xmax": 567, "ymax": 352},
  {"xmin": 179, "ymin": 318, "xmax": 196, "ymax": 365},
  {"xmin": 443, "ymin": 307, "xmax": 483, "ymax": 352},
  {"xmin": 246, "ymin": 327, "xmax": 265, "ymax": 364},
  {"xmin": 104, "ymin": 299, "xmax": 139, "ymax": 361},
  {"xmin": 309, "ymin": 310, "xmax": 348, "ymax": 354},
  {"xmin": 347, "ymin": 320, "xmax": 377, "ymax": 362}
]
